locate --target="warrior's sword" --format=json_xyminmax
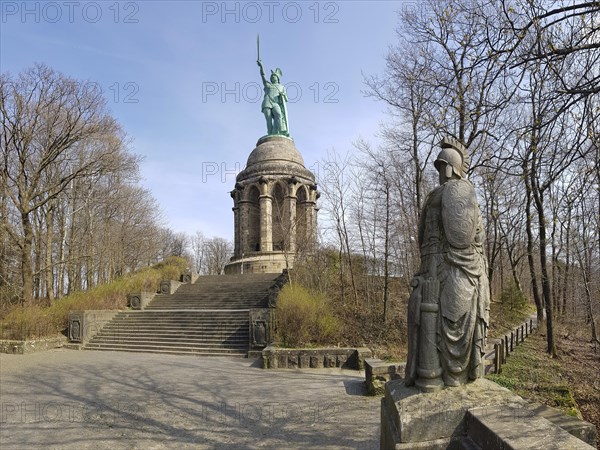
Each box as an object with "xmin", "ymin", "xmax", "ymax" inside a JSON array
[{"xmin": 257, "ymin": 34, "xmax": 260, "ymax": 61}]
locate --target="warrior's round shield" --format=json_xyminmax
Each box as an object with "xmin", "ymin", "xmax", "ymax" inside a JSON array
[{"xmin": 442, "ymin": 180, "xmax": 478, "ymax": 248}]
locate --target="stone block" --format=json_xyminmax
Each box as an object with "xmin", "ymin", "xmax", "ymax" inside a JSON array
[
  {"xmin": 325, "ymin": 355, "xmax": 336, "ymax": 368},
  {"xmin": 263, "ymin": 352, "xmax": 275, "ymax": 369},
  {"xmin": 366, "ymin": 358, "xmax": 405, "ymax": 381},
  {"xmin": 381, "ymin": 378, "xmax": 598, "ymax": 450},
  {"xmin": 310, "ymin": 355, "xmax": 323, "ymax": 368},
  {"xmin": 159, "ymin": 280, "xmax": 182, "ymax": 295},
  {"xmin": 525, "ymin": 402, "xmax": 597, "ymax": 447},
  {"xmin": 287, "ymin": 355, "xmax": 298, "ymax": 368},
  {"xmin": 336, "ymin": 354, "xmax": 347, "ymax": 367},
  {"xmin": 128, "ymin": 292, "xmax": 155, "ymax": 310},
  {"xmin": 466, "ymin": 406, "xmax": 594, "ymax": 449},
  {"xmin": 365, "ymin": 358, "xmax": 405, "ymax": 396},
  {"xmin": 180, "ymin": 272, "xmax": 199, "ymax": 283},
  {"xmin": 249, "ymin": 308, "xmax": 272, "ymax": 350},
  {"xmin": 299, "ymin": 355, "xmax": 310, "ymax": 368},
  {"xmin": 380, "ymin": 378, "xmax": 527, "ymax": 447},
  {"xmin": 68, "ymin": 310, "xmax": 119, "ymax": 344},
  {"xmin": 277, "ymin": 354, "xmax": 288, "ymax": 368},
  {"xmin": 348, "ymin": 347, "xmax": 373, "ymax": 370}
]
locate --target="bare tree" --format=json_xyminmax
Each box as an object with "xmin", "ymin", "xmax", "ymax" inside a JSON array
[
  {"xmin": 0, "ymin": 65, "xmax": 167, "ymax": 305},
  {"xmin": 1, "ymin": 65, "xmax": 127, "ymax": 304},
  {"xmin": 319, "ymin": 149, "xmax": 359, "ymax": 305},
  {"xmin": 190, "ymin": 231, "xmax": 207, "ymax": 274},
  {"xmin": 204, "ymin": 237, "xmax": 232, "ymax": 275}
]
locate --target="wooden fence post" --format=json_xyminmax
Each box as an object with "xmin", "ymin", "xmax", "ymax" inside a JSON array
[{"xmin": 494, "ymin": 342, "xmax": 501, "ymax": 374}]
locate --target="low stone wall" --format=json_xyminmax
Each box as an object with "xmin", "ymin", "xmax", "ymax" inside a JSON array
[
  {"xmin": 262, "ymin": 346, "xmax": 372, "ymax": 370},
  {"xmin": 0, "ymin": 335, "xmax": 68, "ymax": 354}
]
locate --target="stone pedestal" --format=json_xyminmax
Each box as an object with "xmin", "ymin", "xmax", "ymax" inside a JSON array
[
  {"xmin": 128, "ymin": 292, "xmax": 155, "ymax": 310},
  {"xmin": 380, "ymin": 378, "xmax": 597, "ymax": 449},
  {"xmin": 225, "ymin": 135, "xmax": 318, "ymax": 274},
  {"xmin": 68, "ymin": 310, "xmax": 119, "ymax": 344}
]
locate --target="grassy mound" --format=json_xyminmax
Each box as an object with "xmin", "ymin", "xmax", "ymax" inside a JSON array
[{"xmin": 0, "ymin": 257, "xmax": 188, "ymax": 340}]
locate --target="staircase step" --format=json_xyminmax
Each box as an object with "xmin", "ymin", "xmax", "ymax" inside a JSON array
[
  {"xmin": 84, "ymin": 342, "xmax": 248, "ymax": 352},
  {"xmin": 84, "ymin": 346, "xmax": 247, "ymax": 357},
  {"xmin": 88, "ymin": 338, "xmax": 248, "ymax": 347},
  {"xmin": 109, "ymin": 318, "xmax": 248, "ymax": 322},
  {"xmin": 81, "ymin": 273, "xmax": 286, "ymax": 358},
  {"xmin": 466, "ymin": 406, "xmax": 594, "ymax": 450}
]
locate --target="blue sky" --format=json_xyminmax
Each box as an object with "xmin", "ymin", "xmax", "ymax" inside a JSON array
[{"xmin": 1, "ymin": 1, "xmax": 403, "ymax": 239}]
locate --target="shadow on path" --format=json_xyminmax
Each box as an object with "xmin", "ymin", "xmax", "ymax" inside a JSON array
[{"xmin": 0, "ymin": 350, "xmax": 380, "ymax": 449}]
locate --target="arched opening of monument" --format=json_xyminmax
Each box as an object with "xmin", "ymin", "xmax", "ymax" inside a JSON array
[
  {"xmin": 272, "ymin": 182, "xmax": 288, "ymax": 251},
  {"xmin": 247, "ymin": 185, "xmax": 260, "ymax": 253}
]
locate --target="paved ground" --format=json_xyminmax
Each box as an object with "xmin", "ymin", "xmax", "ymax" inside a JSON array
[{"xmin": 0, "ymin": 350, "xmax": 380, "ymax": 449}]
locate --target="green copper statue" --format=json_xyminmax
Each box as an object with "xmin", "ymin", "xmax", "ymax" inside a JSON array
[{"xmin": 257, "ymin": 35, "xmax": 289, "ymax": 136}]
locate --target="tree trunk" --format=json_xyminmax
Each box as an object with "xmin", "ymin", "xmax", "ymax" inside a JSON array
[
  {"xmin": 382, "ymin": 185, "xmax": 390, "ymax": 321},
  {"xmin": 532, "ymin": 185, "xmax": 556, "ymax": 356},
  {"xmin": 524, "ymin": 167, "xmax": 544, "ymax": 323},
  {"xmin": 20, "ymin": 212, "xmax": 34, "ymax": 305},
  {"xmin": 45, "ymin": 203, "xmax": 55, "ymax": 302}
]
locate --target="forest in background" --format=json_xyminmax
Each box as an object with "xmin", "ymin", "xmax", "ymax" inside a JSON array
[
  {"xmin": 0, "ymin": 64, "xmax": 233, "ymax": 314},
  {"xmin": 314, "ymin": 0, "xmax": 599, "ymax": 356}
]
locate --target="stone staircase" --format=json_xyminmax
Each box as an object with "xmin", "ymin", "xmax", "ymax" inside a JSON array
[{"xmin": 84, "ymin": 273, "xmax": 282, "ymax": 357}]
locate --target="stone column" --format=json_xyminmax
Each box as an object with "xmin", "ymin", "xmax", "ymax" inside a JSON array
[
  {"xmin": 238, "ymin": 200, "xmax": 249, "ymax": 256},
  {"xmin": 259, "ymin": 196, "xmax": 272, "ymax": 252},
  {"xmin": 304, "ymin": 188, "xmax": 318, "ymax": 247},
  {"xmin": 286, "ymin": 194, "xmax": 297, "ymax": 253},
  {"xmin": 232, "ymin": 205, "xmax": 240, "ymax": 257},
  {"xmin": 231, "ymin": 190, "xmax": 240, "ymax": 258}
]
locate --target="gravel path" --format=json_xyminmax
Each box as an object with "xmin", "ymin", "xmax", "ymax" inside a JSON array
[{"xmin": 0, "ymin": 349, "xmax": 380, "ymax": 449}]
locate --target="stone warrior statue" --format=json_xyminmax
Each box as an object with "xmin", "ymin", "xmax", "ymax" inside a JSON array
[{"xmin": 405, "ymin": 137, "xmax": 490, "ymax": 391}]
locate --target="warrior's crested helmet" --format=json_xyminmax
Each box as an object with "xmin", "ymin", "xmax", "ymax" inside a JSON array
[
  {"xmin": 270, "ymin": 68, "xmax": 283, "ymax": 82},
  {"xmin": 434, "ymin": 137, "xmax": 470, "ymax": 179}
]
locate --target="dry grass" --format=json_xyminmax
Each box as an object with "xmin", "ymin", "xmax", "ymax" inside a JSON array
[{"xmin": 0, "ymin": 257, "xmax": 188, "ymax": 340}]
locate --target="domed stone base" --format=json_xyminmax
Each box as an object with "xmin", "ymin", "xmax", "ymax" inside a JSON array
[
  {"xmin": 228, "ymin": 135, "xmax": 318, "ymax": 274},
  {"xmin": 224, "ymin": 252, "xmax": 292, "ymax": 274}
]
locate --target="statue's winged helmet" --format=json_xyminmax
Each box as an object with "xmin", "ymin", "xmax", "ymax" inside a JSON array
[
  {"xmin": 434, "ymin": 137, "xmax": 470, "ymax": 179},
  {"xmin": 270, "ymin": 68, "xmax": 283, "ymax": 81}
]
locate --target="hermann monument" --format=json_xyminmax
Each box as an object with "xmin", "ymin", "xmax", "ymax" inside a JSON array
[{"xmin": 224, "ymin": 39, "xmax": 318, "ymax": 274}]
